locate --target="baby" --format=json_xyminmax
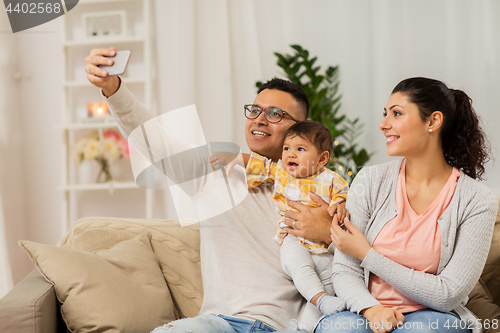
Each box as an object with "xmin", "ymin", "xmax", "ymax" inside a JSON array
[{"xmin": 212, "ymin": 120, "xmax": 348, "ymax": 331}]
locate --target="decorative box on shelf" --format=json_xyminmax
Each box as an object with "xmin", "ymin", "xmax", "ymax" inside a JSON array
[{"xmin": 82, "ymin": 10, "xmax": 127, "ymax": 40}]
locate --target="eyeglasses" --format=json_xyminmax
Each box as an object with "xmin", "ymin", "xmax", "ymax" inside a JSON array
[{"xmin": 244, "ymin": 104, "xmax": 300, "ymax": 123}]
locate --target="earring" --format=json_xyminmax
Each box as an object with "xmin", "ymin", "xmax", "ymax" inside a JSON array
[{"xmin": 429, "ymin": 129, "xmax": 433, "ymax": 132}]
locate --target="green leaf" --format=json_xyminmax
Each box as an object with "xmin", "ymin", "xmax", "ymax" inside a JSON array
[
  {"xmin": 290, "ymin": 44, "xmax": 303, "ymax": 53},
  {"xmin": 309, "ymin": 56, "xmax": 317, "ymax": 68},
  {"xmin": 291, "ymin": 61, "xmax": 302, "ymax": 75},
  {"xmin": 312, "ymin": 76, "xmax": 324, "ymax": 90},
  {"xmin": 352, "ymin": 149, "xmax": 370, "ymax": 167}
]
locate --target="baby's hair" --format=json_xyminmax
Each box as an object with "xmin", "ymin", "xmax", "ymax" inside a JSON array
[{"xmin": 285, "ymin": 120, "xmax": 333, "ymax": 161}]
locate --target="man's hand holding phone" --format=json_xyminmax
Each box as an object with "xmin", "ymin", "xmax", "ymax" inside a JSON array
[{"xmin": 85, "ymin": 47, "xmax": 125, "ymax": 98}]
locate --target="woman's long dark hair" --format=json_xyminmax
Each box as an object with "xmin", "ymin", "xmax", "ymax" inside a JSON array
[{"xmin": 392, "ymin": 77, "xmax": 490, "ymax": 180}]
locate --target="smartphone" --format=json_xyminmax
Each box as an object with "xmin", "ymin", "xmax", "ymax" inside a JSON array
[{"xmin": 98, "ymin": 50, "xmax": 131, "ymax": 76}]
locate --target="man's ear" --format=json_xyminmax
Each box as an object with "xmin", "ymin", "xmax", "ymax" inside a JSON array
[{"xmin": 319, "ymin": 151, "xmax": 330, "ymax": 167}]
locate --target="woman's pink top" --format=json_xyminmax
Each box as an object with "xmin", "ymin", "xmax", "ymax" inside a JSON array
[{"xmin": 368, "ymin": 159, "xmax": 461, "ymax": 313}]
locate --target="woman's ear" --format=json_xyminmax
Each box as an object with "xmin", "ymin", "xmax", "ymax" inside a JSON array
[
  {"xmin": 319, "ymin": 151, "xmax": 330, "ymax": 167},
  {"xmin": 428, "ymin": 111, "xmax": 444, "ymax": 132}
]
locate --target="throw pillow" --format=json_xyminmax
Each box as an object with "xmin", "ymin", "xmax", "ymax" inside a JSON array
[
  {"xmin": 58, "ymin": 217, "xmax": 203, "ymax": 319},
  {"xmin": 466, "ymin": 278, "xmax": 500, "ymax": 333},
  {"xmin": 19, "ymin": 232, "xmax": 175, "ymax": 333}
]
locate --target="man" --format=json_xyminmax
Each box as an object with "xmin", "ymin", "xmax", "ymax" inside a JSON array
[{"xmin": 85, "ymin": 47, "xmax": 335, "ymax": 332}]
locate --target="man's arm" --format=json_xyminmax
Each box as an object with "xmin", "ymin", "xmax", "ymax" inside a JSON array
[{"xmin": 85, "ymin": 48, "xmax": 213, "ymax": 196}]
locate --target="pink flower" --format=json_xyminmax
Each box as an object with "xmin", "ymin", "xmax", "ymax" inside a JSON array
[
  {"xmin": 119, "ymin": 138, "xmax": 130, "ymax": 158},
  {"xmin": 103, "ymin": 129, "xmax": 121, "ymax": 141}
]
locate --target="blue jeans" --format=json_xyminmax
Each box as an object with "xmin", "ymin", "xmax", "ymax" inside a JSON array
[
  {"xmin": 150, "ymin": 314, "xmax": 299, "ymax": 333},
  {"xmin": 315, "ymin": 309, "xmax": 472, "ymax": 333}
]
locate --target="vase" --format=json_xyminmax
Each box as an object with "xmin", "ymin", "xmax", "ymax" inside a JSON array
[{"xmin": 96, "ymin": 159, "xmax": 112, "ymax": 183}]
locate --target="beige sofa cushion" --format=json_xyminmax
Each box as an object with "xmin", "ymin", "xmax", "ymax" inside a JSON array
[
  {"xmin": 20, "ymin": 233, "xmax": 175, "ymax": 333},
  {"xmin": 58, "ymin": 217, "xmax": 203, "ymax": 319}
]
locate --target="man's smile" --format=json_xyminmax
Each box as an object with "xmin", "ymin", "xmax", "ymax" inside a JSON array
[{"xmin": 252, "ymin": 130, "xmax": 270, "ymax": 137}]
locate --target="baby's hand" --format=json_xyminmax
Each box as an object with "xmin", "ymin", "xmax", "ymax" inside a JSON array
[
  {"xmin": 210, "ymin": 152, "xmax": 238, "ymax": 167},
  {"xmin": 210, "ymin": 152, "xmax": 242, "ymax": 175},
  {"xmin": 327, "ymin": 203, "xmax": 341, "ymax": 217},
  {"xmin": 328, "ymin": 203, "xmax": 350, "ymax": 230}
]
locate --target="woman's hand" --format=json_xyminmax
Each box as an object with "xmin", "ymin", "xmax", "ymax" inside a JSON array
[
  {"xmin": 330, "ymin": 215, "xmax": 372, "ymax": 261},
  {"xmin": 362, "ymin": 305, "xmax": 404, "ymax": 333}
]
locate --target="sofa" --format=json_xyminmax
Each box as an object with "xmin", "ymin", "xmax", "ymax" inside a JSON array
[{"xmin": 1, "ymin": 202, "xmax": 500, "ymax": 333}]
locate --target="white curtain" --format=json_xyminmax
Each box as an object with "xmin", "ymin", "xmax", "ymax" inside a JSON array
[
  {"xmin": 153, "ymin": 0, "xmax": 500, "ymax": 205},
  {"xmin": 0, "ymin": 5, "xmax": 26, "ymax": 297},
  {"xmin": 0, "ymin": 193, "xmax": 12, "ymax": 298},
  {"xmin": 0, "ymin": 9, "xmax": 15, "ymax": 297}
]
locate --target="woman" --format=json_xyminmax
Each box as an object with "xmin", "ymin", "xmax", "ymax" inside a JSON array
[{"xmin": 319, "ymin": 77, "xmax": 497, "ymax": 333}]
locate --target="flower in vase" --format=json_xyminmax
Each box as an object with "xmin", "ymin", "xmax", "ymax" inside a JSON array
[
  {"xmin": 101, "ymin": 138, "xmax": 120, "ymax": 161},
  {"xmin": 83, "ymin": 138, "xmax": 100, "ymax": 160},
  {"xmin": 103, "ymin": 129, "xmax": 121, "ymax": 141},
  {"xmin": 71, "ymin": 130, "xmax": 130, "ymax": 183},
  {"xmin": 71, "ymin": 137, "xmax": 87, "ymax": 163}
]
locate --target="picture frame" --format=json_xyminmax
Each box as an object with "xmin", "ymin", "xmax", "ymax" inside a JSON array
[{"xmin": 82, "ymin": 10, "xmax": 127, "ymax": 39}]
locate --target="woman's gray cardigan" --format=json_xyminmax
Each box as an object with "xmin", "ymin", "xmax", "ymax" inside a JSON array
[{"xmin": 333, "ymin": 159, "xmax": 497, "ymax": 331}]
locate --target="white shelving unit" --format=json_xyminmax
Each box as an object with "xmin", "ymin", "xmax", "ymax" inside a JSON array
[{"xmin": 60, "ymin": 0, "xmax": 154, "ymax": 234}]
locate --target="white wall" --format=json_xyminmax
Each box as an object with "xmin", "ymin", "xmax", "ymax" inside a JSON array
[
  {"xmin": 10, "ymin": 19, "xmax": 63, "ymax": 283},
  {"xmin": 3, "ymin": 0, "xmax": 500, "ymax": 285},
  {"xmin": 0, "ymin": 6, "xmax": 29, "ymax": 288}
]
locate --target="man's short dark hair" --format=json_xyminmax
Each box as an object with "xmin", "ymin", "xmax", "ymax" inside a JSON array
[
  {"xmin": 258, "ymin": 78, "xmax": 309, "ymax": 120},
  {"xmin": 285, "ymin": 120, "xmax": 333, "ymax": 161}
]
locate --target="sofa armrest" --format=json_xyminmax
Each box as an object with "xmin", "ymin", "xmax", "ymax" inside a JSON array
[{"xmin": 0, "ymin": 269, "xmax": 66, "ymax": 333}]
